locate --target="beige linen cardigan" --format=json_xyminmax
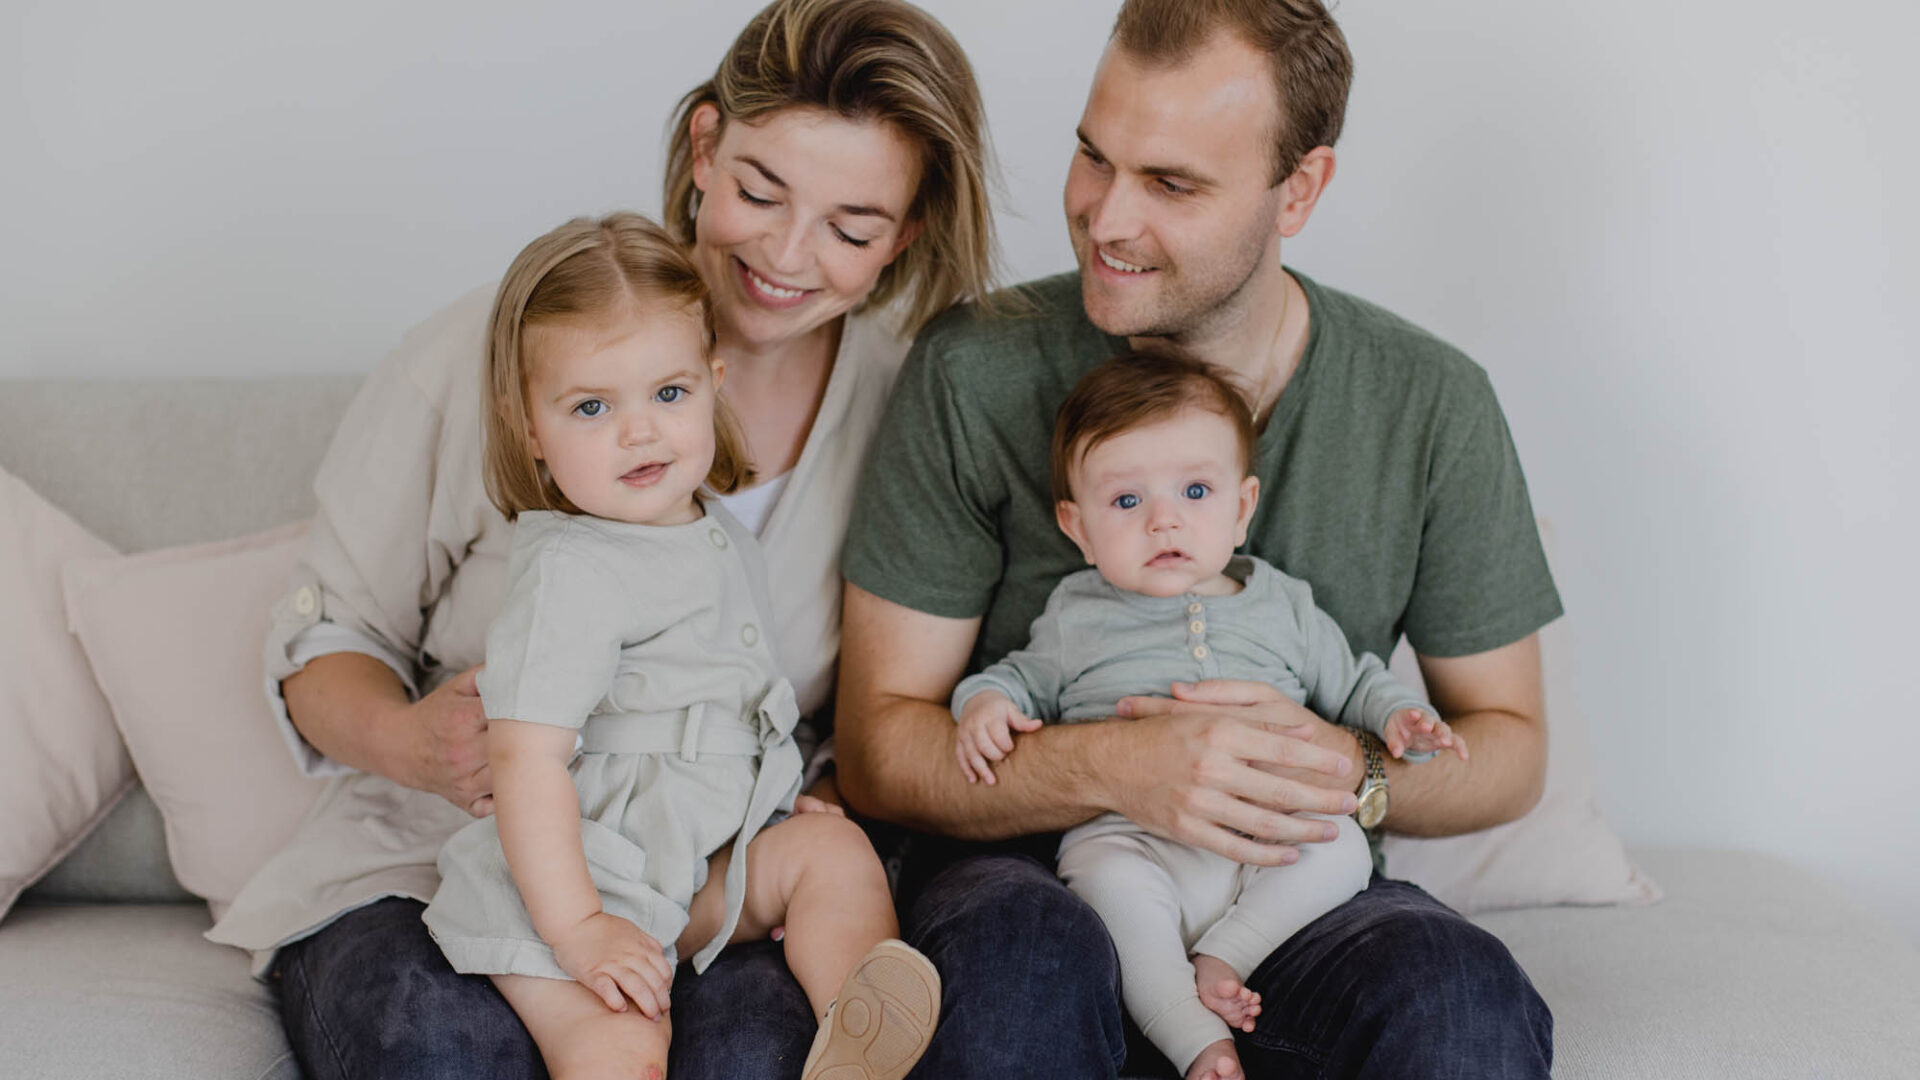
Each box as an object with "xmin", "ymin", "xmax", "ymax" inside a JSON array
[{"xmin": 207, "ymin": 284, "xmax": 907, "ymax": 972}]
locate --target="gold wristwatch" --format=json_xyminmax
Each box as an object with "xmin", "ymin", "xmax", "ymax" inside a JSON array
[{"xmin": 1355, "ymin": 731, "xmax": 1389, "ymax": 830}]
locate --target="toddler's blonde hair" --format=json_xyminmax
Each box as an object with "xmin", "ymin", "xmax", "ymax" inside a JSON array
[{"xmin": 484, "ymin": 212, "xmax": 753, "ymax": 520}]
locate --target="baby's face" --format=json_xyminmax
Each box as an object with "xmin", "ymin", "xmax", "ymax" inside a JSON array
[
  {"xmin": 523, "ymin": 302, "xmax": 719, "ymax": 526},
  {"xmin": 1056, "ymin": 409, "xmax": 1258, "ymax": 597}
]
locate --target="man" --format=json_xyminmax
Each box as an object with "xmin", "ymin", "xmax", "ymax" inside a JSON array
[{"xmin": 835, "ymin": 1, "xmax": 1560, "ymax": 1077}]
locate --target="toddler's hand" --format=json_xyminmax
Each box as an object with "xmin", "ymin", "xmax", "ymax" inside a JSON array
[
  {"xmin": 1383, "ymin": 707, "xmax": 1469, "ymax": 762},
  {"xmin": 551, "ymin": 911, "xmax": 675, "ymax": 1017},
  {"xmin": 955, "ymin": 692, "xmax": 1043, "ymax": 785}
]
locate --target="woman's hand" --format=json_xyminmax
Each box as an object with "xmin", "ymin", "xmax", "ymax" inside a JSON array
[
  {"xmin": 397, "ymin": 665, "xmax": 493, "ymax": 816},
  {"xmin": 550, "ymin": 911, "xmax": 675, "ymax": 1017}
]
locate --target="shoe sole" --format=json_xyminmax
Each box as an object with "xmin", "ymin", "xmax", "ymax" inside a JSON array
[{"xmin": 801, "ymin": 939, "xmax": 942, "ymax": 1080}]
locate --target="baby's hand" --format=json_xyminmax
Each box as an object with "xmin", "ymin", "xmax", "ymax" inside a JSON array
[
  {"xmin": 1383, "ymin": 707, "xmax": 1469, "ymax": 762},
  {"xmin": 551, "ymin": 911, "xmax": 675, "ymax": 1017},
  {"xmin": 955, "ymin": 691, "xmax": 1043, "ymax": 785}
]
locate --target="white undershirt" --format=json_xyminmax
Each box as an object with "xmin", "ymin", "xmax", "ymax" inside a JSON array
[{"xmin": 714, "ymin": 470, "xmax": 792, "ymax": 537}]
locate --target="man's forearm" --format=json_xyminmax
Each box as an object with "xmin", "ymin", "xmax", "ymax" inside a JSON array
[
  {"xmin": 837, "ymin": 692, "xmax": 1120, "ymax": 839},
  {"xmin": 1381, "ymin": 707, "xmax": 1546, "ymax": 837},
  {"xmin": 282, "ymin": 652, "xmax": 413, "ymax": 783}
]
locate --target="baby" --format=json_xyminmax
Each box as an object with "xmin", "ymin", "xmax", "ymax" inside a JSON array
[{"xmin": 950, "ymin": 350, "xmax": 1465, "ymax": 1080}]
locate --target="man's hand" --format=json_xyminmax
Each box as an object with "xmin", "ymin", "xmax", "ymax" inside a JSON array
[
  {"xmin": 1105, "ymin": 684, "xmax": 1359, "ymax": 866},
  {"xmin": 396, "ymin": 665, "xmax": 492, "ymax": 816},
  {"xmin": 955, "ymin": 691, "xmax": 1044, "ymax": 785},
  {"xmin": 550, "ymin": 911, "xmax": 674, "ymax": 1017},
  {"xmin": 1118, "ymin": 679, "xmax": 1366, "ymax": 798}
]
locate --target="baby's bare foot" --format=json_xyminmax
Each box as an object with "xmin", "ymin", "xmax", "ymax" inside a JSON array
[
  {"xmin": 1184, "ymin": 1037, "xmax": 1244, "ymax": 1080},
  {"xmin": 1192, "ymin": 953, "xmax": 1262, "ymax": 1032},
  {"xmin": 1190, "ymin": 949, "xmax": 1267, "ymax": 1022}
]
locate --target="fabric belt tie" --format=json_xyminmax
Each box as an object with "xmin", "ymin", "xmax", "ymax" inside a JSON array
[{"xmin": 574, "ymin": 679, "xmax": 804, "ymax": 973}]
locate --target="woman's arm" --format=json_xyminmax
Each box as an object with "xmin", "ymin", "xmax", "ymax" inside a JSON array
[{"xmin": 282, "ymin": 655, "xmax": 493, "ymax": 815}]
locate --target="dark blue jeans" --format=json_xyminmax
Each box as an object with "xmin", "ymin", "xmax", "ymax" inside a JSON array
[
  {"xmin": 899, "ymin": 852, "xmax": 1552, "ymax": 1080},
  {"xmin": 275, "ymin": 863, "xmax": 1549, "ymax": 1080},
  {"xmin": 271, "ymin": 859, "xmax": 1121, "ymax": 1080}
]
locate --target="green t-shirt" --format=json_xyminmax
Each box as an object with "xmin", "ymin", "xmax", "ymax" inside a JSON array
[{"xmin": 844, "ymin": 269, "xmax": 1562, "ymax": 677}]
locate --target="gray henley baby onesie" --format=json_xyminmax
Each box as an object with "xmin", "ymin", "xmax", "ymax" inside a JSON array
[
  {"xmin": 952, "ymin": 554, "xmax": 1431, "ymax": 1072},
  {"xmin": 424, "ymin": 505, "xmax": 802, "ymax": 979}
]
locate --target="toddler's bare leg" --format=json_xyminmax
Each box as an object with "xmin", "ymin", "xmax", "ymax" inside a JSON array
[
  {"xmin": 490, "ymin": 973, "xmax": 670, "ymax": 1080},
  {"xmin": 681, "ymin": 812, "xmax": 896, "ymax": 1013},
  {"xmin": 681, "ymin": 813, "xmax": 937, "ymax": 1079}
]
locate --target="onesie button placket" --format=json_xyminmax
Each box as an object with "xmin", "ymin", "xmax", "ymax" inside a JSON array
[{"xmin": 1183, "ymin": 595, "xmax": 1220, "ymax": 676}]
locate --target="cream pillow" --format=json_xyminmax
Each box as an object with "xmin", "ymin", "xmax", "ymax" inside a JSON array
[
  {"xmin": 1379, "ymin": 523, "xmax": 1660, "ymax": 913},
  {"xmin": 63, "ymin": 520, "xmax": 326, "ymax": 917},
  {"xmin": 0, "ymin": 468, "xmax": 136, "ymax": 919}
]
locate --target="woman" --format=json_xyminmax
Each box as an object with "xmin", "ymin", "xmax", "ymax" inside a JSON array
[{"xmin": 209, "ymin": 2, "xmax": 999, "ymax": 1076}]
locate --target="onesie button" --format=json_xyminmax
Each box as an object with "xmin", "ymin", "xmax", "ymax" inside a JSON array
[
  {"xmin": 741, "ymin": 623, "xmax": 759, "ymax": 646},
  {"xmin": 1187, "ymin": 601, "xmax": 1203, "ymax": 615},
  {"xmin": 1189, "ymin": 620, "xmax": 1205, "ymax": 634},
  {"xmin": 293, "ymin": 586, "xmax": 317, "ymax": 616},
  {"xmin": 1193, "ymin": 645, "xmax": 1209, "ymax": 659},
  {"xmin": 709, "ymin": 529, "xmax": 729, "ymax": 549}
]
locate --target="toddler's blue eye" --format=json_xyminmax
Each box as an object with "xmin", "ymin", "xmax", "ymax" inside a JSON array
[
  {"xmin": 655, "ymin": 386, "xmax": 686, "ymax": 404},
  {"xmin": 573, "ymin": 399, "xmax": 606, "ymax": 418},
  {"xmin": 1184, "ymin": 483, "xmax": 1210, "ymax": 500},
  {"xmin": 1113, "ymin": 493, "xmax": 1141, "ymax": 510}
]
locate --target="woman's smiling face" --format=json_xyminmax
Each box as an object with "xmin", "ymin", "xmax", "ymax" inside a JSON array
[{"xmin": 689, "ymin": 104, "xmax": 924, "ymax": 351}]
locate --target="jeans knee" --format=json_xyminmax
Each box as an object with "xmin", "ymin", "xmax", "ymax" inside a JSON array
[
  {"xmin": 912, "ymin": 856, "xmax": 1119, "ymax": 1005},
  {"xmin": 1350, "ymin": 909, "xmax": 1551, "ymax": 1047},
  {"xmin": 907, "ymin": 856, "xmax": 1129, "ymax": 1076}
]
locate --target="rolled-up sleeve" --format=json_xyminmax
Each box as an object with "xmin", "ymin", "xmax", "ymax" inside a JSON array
[{"xmin": 263, "ymin": 286, "xmax": 495, "ymax": 777}]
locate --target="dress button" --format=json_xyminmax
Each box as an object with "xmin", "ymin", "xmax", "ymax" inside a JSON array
[
  {"xmin": 1189, "ymin": 620, "xmax": 1205, "ymax": 634},
  {"xmin": 293, "ymin": 586, "xmax": 318, "ymax": 616},
  {"xmin": 1187, "ymin": 601, "xmax": 1203, "ymax": 615},
  {"xmin": 741, "ymin": 623, "xmax": 759, "ymax": 646},
  {"xmin": 709, "ymin": 529, "xmax": 729, "ymax": 549},
  {"xmin": 1193, "ymin": 645, "xmax": 1208, "ymax": 659}
]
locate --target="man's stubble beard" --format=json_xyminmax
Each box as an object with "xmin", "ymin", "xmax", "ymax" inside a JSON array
[{"xmin": 1074, "ymin": 215, "xmax": 1276, "ymax": 346}]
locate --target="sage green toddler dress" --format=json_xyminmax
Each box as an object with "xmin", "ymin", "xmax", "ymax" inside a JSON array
[{"xmin": 422, "ymin": 504, "xmax": 802, "ymax": 977}]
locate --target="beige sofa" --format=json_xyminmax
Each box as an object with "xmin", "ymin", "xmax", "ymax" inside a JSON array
[{"xmin": 3, "ymin": 377, "xmax": 1916, "ymax": 1079}]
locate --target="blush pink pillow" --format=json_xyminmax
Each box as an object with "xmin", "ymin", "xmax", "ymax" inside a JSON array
[
  {"xmin": 62, "ymin": 520, "xmax": 327, "ymax": 916},
  {"xmin": 0, "ymin": 468, "xmax": 136, "ymax": 919}
]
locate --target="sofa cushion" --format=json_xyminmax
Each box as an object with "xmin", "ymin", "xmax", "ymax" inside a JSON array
[
  {"xmin": 1476, "ymin": 846, "xmax": 1920, "ymax": 1079},
  {"xmin": 0, "ymin": 466, "xmax": 136, "ymax": 920},
  {"xmin": 0, "ymin": 903, "xmax": 295, "ymax": 1080},
  {"xmin": 64, "ymin": 521, "xmax": 327, "ymax": 917}
]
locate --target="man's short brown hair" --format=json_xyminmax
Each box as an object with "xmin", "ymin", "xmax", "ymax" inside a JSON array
[
  {"xmin": 1111, "ymin": 0, "xmax": 1353, "ymax": 184},
  {"xmin": 1051, "ymin": 350, "xmax": 1257, "ymax": 504}
]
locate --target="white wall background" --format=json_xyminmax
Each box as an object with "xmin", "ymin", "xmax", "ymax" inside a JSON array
[{"xmin": 5, "ymin": 1, "xmax": 1916, "ymax": 933}]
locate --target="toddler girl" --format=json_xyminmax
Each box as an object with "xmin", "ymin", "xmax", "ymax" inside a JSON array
[
  {"xmin": 423, "ymin": 212, "xmax": 938, "ymax": 1080},
  {"xmin": 951, "ymin": 350, "xmax": 1466, "ymax": 1080}
]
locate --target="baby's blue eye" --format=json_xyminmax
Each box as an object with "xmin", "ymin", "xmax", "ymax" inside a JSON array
[
  {"xmin": 1184, "ymin": 483, "xmax": 1210, "ymax": 500},
  {"xmin": 655, "ymin": 386, "xmax": 687, "ymax": 404},
  {"xmin": 1113, "ymin": 493, "xmax": 1141, "ymax": 510},
  {"xmin": 573, "ymin": 399, "xmax": 606, "ymax": 418}
]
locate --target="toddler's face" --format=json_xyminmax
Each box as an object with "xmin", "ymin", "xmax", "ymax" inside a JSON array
[
  {"xmin": 1056, "ymin": 409, "xmax": 1259, "ymax": 597},
  {"xmin": 523, "ymin": 302, "xmax": 720, "ymax": 526}
]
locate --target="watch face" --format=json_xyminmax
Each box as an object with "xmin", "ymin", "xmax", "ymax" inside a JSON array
[{"xmin": 1357, "ymin": 785, "xmax": 1388, "ymax": 830}]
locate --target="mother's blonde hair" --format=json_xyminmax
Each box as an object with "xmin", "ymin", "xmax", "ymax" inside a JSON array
[
  {"xmin": 484, "ymin": 212, "xmax": 753, "ymax": 520},
  {"xmin": 663, "ymin": 0, "xmax": 998, "ymax": 333}
]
